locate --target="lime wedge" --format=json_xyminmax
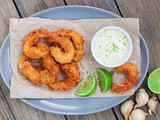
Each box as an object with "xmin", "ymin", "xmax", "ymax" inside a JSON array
[
  {"xmin": 148, "ymin": 68, "xmax": 160, "ymax": 94},
  {"xmin": 75, "ymin": 74, "xmax": 97, "ymax": 97},
  {"xmin": 97, "ymin": 68, "xmax": 113, "ymax": 93}
]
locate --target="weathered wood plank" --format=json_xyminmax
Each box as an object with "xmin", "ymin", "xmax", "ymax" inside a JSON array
[
  {"xmin": 0, "ymin": 0, "xmax": 19, "ymax": 46},
  {"xmin": 14, "ymin": 0, "xmax": 65, "ymax": 17},
  {"xmin": 44, "ymin": 112, "xmax": 66, "ymax": 120},
  {"xmin": 66, "ymin": 110, "xmax": 117, "ymax": 120},
  {"xmin": 65, "ymin": 0, "xmax": 121, "ymax": 16},
  {"xmin": 0, "ymin": 0, "xmax": 66, "ymax": 120},
  {"xmin": 0, "ymin": 76, "xmax": 15, "ymax": 120},
  {"xmin": 0, "ymin": 0, "xmax": 18, "ymax": 120},
  {"xmin": 113, "ymin": 0, "xmax": 160, "ymax": 119}
]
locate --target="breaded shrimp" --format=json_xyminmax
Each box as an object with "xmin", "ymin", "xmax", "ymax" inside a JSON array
[
  {"xmin": 47, "ymin": 35, "xmax": 75, "ymax": 64},
  {"xmin": 18, "ymin": 53, "xmax": 59, "ymax": 85},
  {"xmin": 48, "ymin": 63, "xmax": 80, "ymax": 91},
  {"xmin": 23, "ymin": 29, "xmax": 49, "ymax": 58},
  {"xmin": 52, "ymin": 29, "xmax": 84, "ymax": 62},
  {"xmin": 112, "ymin": 62, "xmax": 139, "ymax": 93},
  {"xmin": 41, "ymin": 54, "xmax": 60, "ymax": 85}
]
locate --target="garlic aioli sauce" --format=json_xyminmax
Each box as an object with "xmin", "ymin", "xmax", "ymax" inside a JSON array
[{"xmin": 92, "ymin": 29, "xmax": 128, "ymax": 66}]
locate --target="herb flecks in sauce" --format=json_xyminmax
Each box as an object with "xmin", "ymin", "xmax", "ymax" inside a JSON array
[{"xmin": 93, "ymin": 29, "xmax": 129, "ymax": 66}]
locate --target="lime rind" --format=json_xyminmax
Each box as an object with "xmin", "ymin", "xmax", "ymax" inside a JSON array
[
  {"xmin": 75, "ymin": 74, "xmax": 97, "ymax": 97},
  {"xmin": 97, "ymin": 68, "xmax": 113, "ymax": 93},
  {"xmin": 148, "ymin": 68, "xmax": 160, "ymax": 94}
]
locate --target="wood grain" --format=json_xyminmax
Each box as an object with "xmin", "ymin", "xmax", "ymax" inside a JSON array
[
  {"xmin": 0, "ymin": 0, "xmax": 66, "ymax": 120},
  {"xmin": 0, "ymin": 0, "xmax": 18, "ymax": 119},
  {"xmin": 0, "ymin": 0, "xmax": 19, "ymax": 46},
  {"xmin": 66, "ymin": 110, "xmax": 117, "ymax": 120},
  {"xmin": 65, "ymin": 0, "xmax": 121, "ymax": 16},
  {"xmin": 0, "ymin": 0, "xmax": 160, "ymax": 119},
  {"xmin": 0, "ymin": 76, "xmax": 15, "ymax": 120},
  {"xmin": 14, "ymin": 0, "xmax": 65, "ymax": 17},
  {"xmin": 113, "ymin": 0, "xmax": 160, "ymax": 119}
]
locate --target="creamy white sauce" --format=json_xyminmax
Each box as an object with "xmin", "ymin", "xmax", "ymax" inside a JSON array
[{"xmin": 93, "ymin": 29, "xmax": 128, "ymax": 66}]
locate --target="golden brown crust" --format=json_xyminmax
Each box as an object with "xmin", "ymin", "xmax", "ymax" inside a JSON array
[
  {"xmin": 52, "ymin": 29, "xmax": 84, "ymax": 62},
  {"xmin": 48, "ymin": 63, "xmax": 80, "ymax": 91},
  {"xmin": 23, "ymin": 29, "xmax": 49, "ymax": 58},
  {"xmin": 111, "ymin": 62, "xmax": 139, "ymax": 93}
]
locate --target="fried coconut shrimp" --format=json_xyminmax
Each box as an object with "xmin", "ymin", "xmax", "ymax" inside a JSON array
[
  {"xmin": 23, "ymin": 29, "xmax": 49, "ymax": 58},
  {"xmin": 47, "ymin": 35, "xmax": 75, "ymax": 64},
  {"xmin": 48, "ymin": 63, "xmax": 80, "ymax": 91},
  {"xmin": 18, "ymin": 53, "xmax": 59, "ymax": 85},
  {"xmin": 53, "ymin": 29, "xmax": 84, "ymax": 62},
  {"xmin": 112, "ymin": 62, "xmax": 139, "ymax": 93}
]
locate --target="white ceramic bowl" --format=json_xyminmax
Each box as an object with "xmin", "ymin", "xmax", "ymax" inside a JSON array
[{"xmin": 91, "ymin": 26, "xmax": 133, "ymax": 68}]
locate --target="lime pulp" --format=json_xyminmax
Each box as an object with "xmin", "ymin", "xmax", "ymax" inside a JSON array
[
  {"xmin": 75, "ymin": 74, "xmax": 97, "ymax": 97},
  {"xmin": 148, "ymin": 68, "xmax": 160, "ymax": 94},
  {"xmin": 97, "ymin": 68, "xmax": 113, "ymax": 93}
]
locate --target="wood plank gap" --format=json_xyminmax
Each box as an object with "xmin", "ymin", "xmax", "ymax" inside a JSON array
[
  {"xmin": 64, "ymin": 115, "xmax": 68, "ymax": 120},
  {"xmin": 113, "ymin": 0, "xmax": 123, "ymax": 17},
  {"xmin": 0, "ymin": 86, "xmax": 17, "ymax": 120},
  {"xmin": 63, "ymin": 0, "xmax": 67, "ymax": 5},
  {"xmin": 111, "ymin": 108, "xmax": 119, "ymax": 120},
  {"xmin": 12, "ymin": 0, "xmax": 22, "ymax": 18}
]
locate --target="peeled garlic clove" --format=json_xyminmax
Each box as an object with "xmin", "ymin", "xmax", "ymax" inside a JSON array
[
  {"xmin": 129, "ymin": 109, "xmax": 148, "ymax": 120},
  {"xmin": 120, "ymin": 100, "xmax": 134, "ymax": 120},
  {"xmin": 148, "ymin": 96, "xmax": 158, "ymax": 115},
  {"xmin": 134, "ymin": 89, "xmax": 149, "ymax": 108}
]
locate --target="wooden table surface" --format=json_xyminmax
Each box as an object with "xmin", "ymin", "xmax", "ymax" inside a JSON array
[{"xmin": 0, "ymin": 0, "xmax": 160, "ymax": 120}]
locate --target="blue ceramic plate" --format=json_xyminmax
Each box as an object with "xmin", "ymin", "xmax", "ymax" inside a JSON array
[{"xmin": 0, "ymin": 5, "xmax": 149, "ymax": 115}]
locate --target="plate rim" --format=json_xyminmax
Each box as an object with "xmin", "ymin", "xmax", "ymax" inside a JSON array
[{"xmin": 0, "ymin": 5, "xmax": 149, "ymax": 115}]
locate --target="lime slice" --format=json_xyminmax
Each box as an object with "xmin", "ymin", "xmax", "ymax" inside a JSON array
[
  {"xmin": 148, "ymin": 68, "xmax": 160, "ymax": 94},
  {"xmin": 97, "ymin": 68, "xmax": 113, "ymax": 93},
  {"xmin": 75, "ymin": 74, "xmax": 97, "ymax": 97}
]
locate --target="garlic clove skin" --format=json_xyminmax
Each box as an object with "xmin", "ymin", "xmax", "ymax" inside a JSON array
[
  {"xmin": 147, "ymin": 96, "xmax": 158, "ymax": 115},
  {"xmin": 129, "ymin": 109, "xmax": 148, "ymax": 120},
  {"xmin": 121, "ymin": 100, "xmax": 134, "ymax": 120},
  {"xmin": 134, "ymin": 89, "xmax": 149, "ymax": 108}
]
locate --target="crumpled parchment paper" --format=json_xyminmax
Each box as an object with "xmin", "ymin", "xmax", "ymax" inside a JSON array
[{"xmin": 10, "ymin": 18, "xmax": 140, "ymax": 98}]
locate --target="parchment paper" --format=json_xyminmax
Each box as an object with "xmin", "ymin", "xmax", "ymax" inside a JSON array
[{"xmin": 10, "ymin": 18, "xmax": 140, "ymax": 98}]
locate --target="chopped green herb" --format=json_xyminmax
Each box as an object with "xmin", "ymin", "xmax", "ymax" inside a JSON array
[
  {"xmin": 106, "ymin": 54, "xmax": 108, "ymax": 58},
  {"xmin": 107, "ymin": 35, "xmax": 112, "ymax": 39},
  {"xmin": 123, "ymin": 42, "xmax": 126, "ymax": 46},
  {"xmin": 122, "ymin": 36, "xmax": 126, "ymax": 39},
  {"xmin": 112, "ymin": 43, "xmax": 119, "ymax": 52}
]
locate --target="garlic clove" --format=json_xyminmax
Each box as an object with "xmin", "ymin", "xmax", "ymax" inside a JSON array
[
  {"xmin": 134, "ymin": 89, "xmax": 149, "ymax": 108},
  {"xmin": 120, "ymin": 100, "xmax": 134, "ymax": 120},
  {"xmin": 129, "ymin": 109, "xmax": 148, "ymax": 120},
  {"xmin": 147, "ymin": 96, "xmax": 158, "ymax": 115}
]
